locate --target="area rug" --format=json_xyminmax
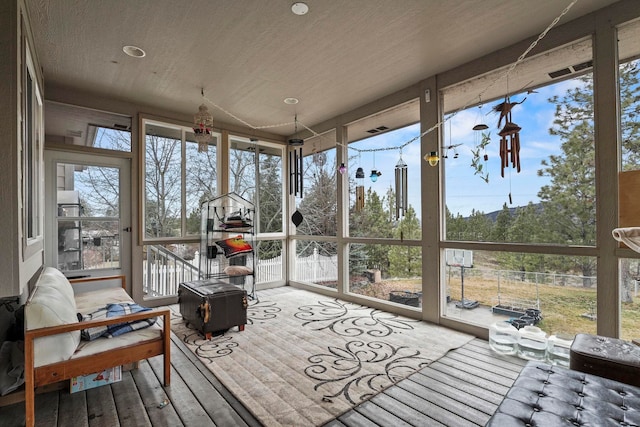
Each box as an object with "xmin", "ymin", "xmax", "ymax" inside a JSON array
[{"xmin": 170, "ymin": 287, "xmax": 474, "ymax": 426}]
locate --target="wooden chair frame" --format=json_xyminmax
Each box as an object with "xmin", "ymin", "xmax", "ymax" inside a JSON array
[{"xmin": 23, "ymin": 275, "xmax": 171, "ymax": 427}]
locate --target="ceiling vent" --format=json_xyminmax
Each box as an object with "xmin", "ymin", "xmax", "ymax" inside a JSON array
[
  {"xmin": 66, "ymin": 130, "xmax": 82, "ymax": 138},
  {"xmin": 366, "ymin": 125, "xmax": 389, "ymax": 134},
  {"xmin": 548, "ymin": 60, "xmax": 593, "ymax": 79}
]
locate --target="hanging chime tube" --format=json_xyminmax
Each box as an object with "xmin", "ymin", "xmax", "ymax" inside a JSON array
[
  {"xmin": 299, "ymin": 147, "xmax": 303, "ymax": 195},
  {"xmin": 394, "ymin": 158, "xmax": 408, "ymax": 219},
  {"xmin": 402, "ymin": 165, "xmax": 407, "ymax": 213},
  {"xmin": 356, "ymin": 186, "xmax": 364, "ymax": 211},
  {"xmin": 395, "ymin": 168, "xmax": 399, "ymax": 219}
]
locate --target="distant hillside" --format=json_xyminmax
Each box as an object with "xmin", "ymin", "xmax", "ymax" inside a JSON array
[{"xmin": 470, "ymin": 203, "xmax": 543, "ymax": 222}]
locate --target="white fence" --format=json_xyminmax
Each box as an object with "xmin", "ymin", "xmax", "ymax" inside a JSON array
[
  {"xmin": 294, "ymin": 249, "xmax": 338, "ymax": 283},
  {"xmin": 143, "ymin": 250, "xmax": 339, "ymax": 298}
]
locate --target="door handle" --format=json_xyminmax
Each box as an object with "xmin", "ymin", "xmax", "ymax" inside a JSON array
[{"xmin": 123, "ymin": 227, "xmax": 132, "ymax": 232}]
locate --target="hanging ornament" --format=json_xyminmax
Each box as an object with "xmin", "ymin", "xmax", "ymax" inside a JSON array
[
  {"xmin": 370, "ymin": 151, "xmax": 382, "ymax": 182},
  {"xmin": 338, "ymin": 162, "xmax": 347, "ymax": 174},
  {"xmin": 493, "ymin": 95, "xmax": 526, "ymax": 177},
  {"xmin": 394, "ymin": 151, "xmax": 407, "ymax": 220},
  {"xmin": 425, "ymin": 151, "xmax": 439, "ymax": 166},
  {"xmin": 471, "ymin": 99, "xmax": 491, "ymax": 183},
  {"xmin": 193, "ymin": 96, "xmax": 214, "ymax": 152},
  {"xmin": 355, "ymin": 163, "xmax": 365, "ymax": 212}
]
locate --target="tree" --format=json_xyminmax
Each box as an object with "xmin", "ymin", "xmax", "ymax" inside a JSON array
[
  {"xmin": 537, "ymin": 72, "xmax": 598, "ymax": 285},
  {"xmin": 620, "ymin": 60, "xmax": 640, "ymax": 170},
  {"xmin": 445, "ymin": 207, "xmax": 466, "ymax": 241},
  {"xmin": 498, "ymin": 204, "xmax": 547, "ymax": 275},
  {"xmin": 185, "ymin": 141, "xmax": 218, "ymax": 235},
  {"xmin": 388, "ymin": 206, "xmax": 421, "ymax": 277},
  {"xmin": 258, "ymin": 153, "xmax": 283, "ymax": 235},
  {"xmin": 491, "ymin": 204, "xmax": 513, "ymax": 242},
  {"xmin": 144, "ymin": 134, "xmax": 181, "ymax": 237},
  {"xmin": 229, "ymin": 146, "xmax": 256, "ymax": 201},
  {"xmin": 297, "ymin": 153, "xmax": 338, "ymax": 241},
  {"xmin": 464, "ymin": 209, "xmax": 493, "ymax": 241}
]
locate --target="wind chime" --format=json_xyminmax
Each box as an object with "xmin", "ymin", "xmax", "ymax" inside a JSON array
[
  {"xmin": 289, "ymin": 115, "xmax": 304, "ymax": 226},
  {"xmin": 355, "ymin": 153, "xmax": 365, "ymax": 212},
  {"xmin": 494, "ymin": 95, "xmax": 526, "ymax": 177},
  {"xmin": 395, "ymin": 150, "xmax": 407, "ymax": 220}
]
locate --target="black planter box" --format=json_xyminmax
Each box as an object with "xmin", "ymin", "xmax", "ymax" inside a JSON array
[{"xmin": 491, "ymin": 305, "xmax": 525, "ymax": 317}]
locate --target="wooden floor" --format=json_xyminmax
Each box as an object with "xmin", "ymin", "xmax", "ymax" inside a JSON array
[
  {"xmin": 323, "ymin": 339, "xmax": 528, "ymax": 427},
  {"xmin": 0, "ymin": 336, "xmax": 526, "ymax": 427}
]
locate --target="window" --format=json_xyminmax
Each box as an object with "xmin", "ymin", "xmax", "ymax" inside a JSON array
[
  {"xmin": 22, "ymin": 38, "xmax": 44, "ymax": 253},
  {"xmin": 295, "ymin": 143, "xmax": 338, "ymax": 236},
  {"xmin": 142, "ymin": 118, "xmax": 218, "ymax": 240},
  {"xmin": 617, "ymin": 19, "xmax": 640, "ymax": 340},
  {"xmin": 442, "ymin": 39, "xmax": 595, "ymax": 246},
  {"xmin": 294, "ymin": 240, "xmax": 338, "ymax": 287},
  {"xmin": 347, "ymin": 106, "xmax": 421, "ymax": 239},
  {"xmin": 444, "ymin": 249, "xmax": 597, "ymax": 337},
  {"xmin": 256, "ymin": 240, "xmax": 284, "ymax": 283},
  {"xmin": 440, "ymin": 38, "xmax": 596, "ymax": 330},
  {"xmin": 348, "ymin": 242, "xmax": 422, "ymax": 308},
  {"xmin": 229, "ymin": 136, "xmax": 285, "ymax": 234},
  {"xmin": 45, "ymin": 102, "xmax": 132, "ymax": 152}
]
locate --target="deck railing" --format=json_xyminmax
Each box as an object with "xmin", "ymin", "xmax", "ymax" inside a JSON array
[
  {"xmin": 143, "ymin": 245, "xmax": 200, "ymax": 297},
  {"xmin": 143, "ymin": 246, "xmax": 288, "ymax": 298}
]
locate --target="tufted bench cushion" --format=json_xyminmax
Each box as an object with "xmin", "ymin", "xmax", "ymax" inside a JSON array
[
  {"xmin": 570, "ymin": 333, "xmax": 640, "ymax": 387},
  {"xmin": 485, "ymin": 361, "xmax": 640, "ymax": 426}
]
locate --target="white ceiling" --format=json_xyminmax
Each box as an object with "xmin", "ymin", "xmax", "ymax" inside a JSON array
[{"xmin": 26, "ymin": 0, "xmax": 621, "ymax": 138}]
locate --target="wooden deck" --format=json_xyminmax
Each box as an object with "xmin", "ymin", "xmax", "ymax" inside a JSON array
[
  {"xmin": 0, "ymin": 335, "xmax": 526, "ymax": 426},
  {"xmin": 323, "ymin": 339, "xmax": 528, "ymax": 427}
]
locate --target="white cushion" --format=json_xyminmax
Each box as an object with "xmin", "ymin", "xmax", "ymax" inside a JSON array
[
  {"xmin": 26, "ymin": 269, "xmax": 80, "ymax": 367},
  {"xmin": 37, "ymin": 267, "xmax": 76, "ymax": 307},
  {"xmin": 74, "ymin": 287, "xmax": 135, "ymax": 314}
]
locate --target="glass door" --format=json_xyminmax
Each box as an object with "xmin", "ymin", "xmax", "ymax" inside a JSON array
[{"xmin": 44, "ymin": 150, "xmax": 131, "ymax": 281}]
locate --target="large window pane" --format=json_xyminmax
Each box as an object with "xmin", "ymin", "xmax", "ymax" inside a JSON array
[
  {"xmin": 186, "ymin": 132, "xmax": 218, "ymax": 236},
  {"xmin": 617, "ymin": 19, "xmax": 640, "ymax": 341},
  {"xmin": 258, "ymin": 144, "xmax": 283, "ymax": 234},
  {"xmin": 619, "ymin": 258, "xmax": 640, "ymax": 340},
  {"xmin": 443, "ymin": 249, "xmax": 597, "ymax": 337},
  {"xmin": 143, "ymin": 243, "xmax": 200, "ymax": 298},
  {"xmin": 294, "ymin": 240, "xmax": 338, "ymax": 288},
  {"xmin": 143, "ymin": 119, "xmax": 219, "ymax": 240},
  {"xmin": 295, "ymin": 146, "xmax": 338, "ymax": 236},
  {"xmin": 442, "ymin": 39, "xmax": 595, "ymax": 246},
  {"xmin": 256, "ymin": 240, "xmax": 284, "ymax": 283},
  {"xmin": 144, "ymin": 123, "xmax": 182, "ymax": 238},
  {"xmin": 45, "ymin": 101, "xmax": 132, "ymax": 152},
  {"xmin": 348, "ymin": 123, "xmax": 421, "ymax": 239},
  {"xmin": 348, "ymin": 243, "xmax": 422, "ymax": 308},
  {"xmin": 230, "ymin": 136, "xmax": 256, "ymax": 201},
  {"xmin": 56, "ymin": 163, "xmax": 121, "ymax": 271},
  {"xmin": 618, "ymin": 19, "xmax": 640, "ymax": 173}
]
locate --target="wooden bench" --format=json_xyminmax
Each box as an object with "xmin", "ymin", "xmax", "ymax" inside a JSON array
[{"xmin": 24, "ymin": 267, "xmax": 170, "ymax": 427}]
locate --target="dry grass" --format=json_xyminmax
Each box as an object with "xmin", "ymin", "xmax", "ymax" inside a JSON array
[{"xmin": 350, "ymin": 275, "xmax": 640, "ymax": 339}]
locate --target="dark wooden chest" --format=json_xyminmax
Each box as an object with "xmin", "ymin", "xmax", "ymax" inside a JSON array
[{"xmin": 178, "ymin": 280, "xmax": 247, "ymax": 339}]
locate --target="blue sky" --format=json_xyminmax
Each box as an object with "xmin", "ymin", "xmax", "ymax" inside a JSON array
[{"xmin": 348, "ymin": 77, "xmax": 585, "ymax": 218}]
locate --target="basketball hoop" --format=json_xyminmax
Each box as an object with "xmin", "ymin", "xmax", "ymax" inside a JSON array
[{"xmin": 445, "ymin": 249, "xmax": 479, "ymax": 309}]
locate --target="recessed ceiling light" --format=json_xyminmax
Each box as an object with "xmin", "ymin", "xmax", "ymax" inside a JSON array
[
  {"xmin": 284, "ymin": 97, "xmax": 299, "ymax": 105},
  {"xmin": 291, "ymin": 2, "xmax": 309, "ymax": 16},
  {"xmin": 122, "ymin": 45, "xmax": 146, "ymax": 58}
]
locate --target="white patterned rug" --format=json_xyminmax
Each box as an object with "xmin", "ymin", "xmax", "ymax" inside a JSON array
[{"xmin": 170, "ymin": 287, "xmax": 474, "ymax": 427}]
